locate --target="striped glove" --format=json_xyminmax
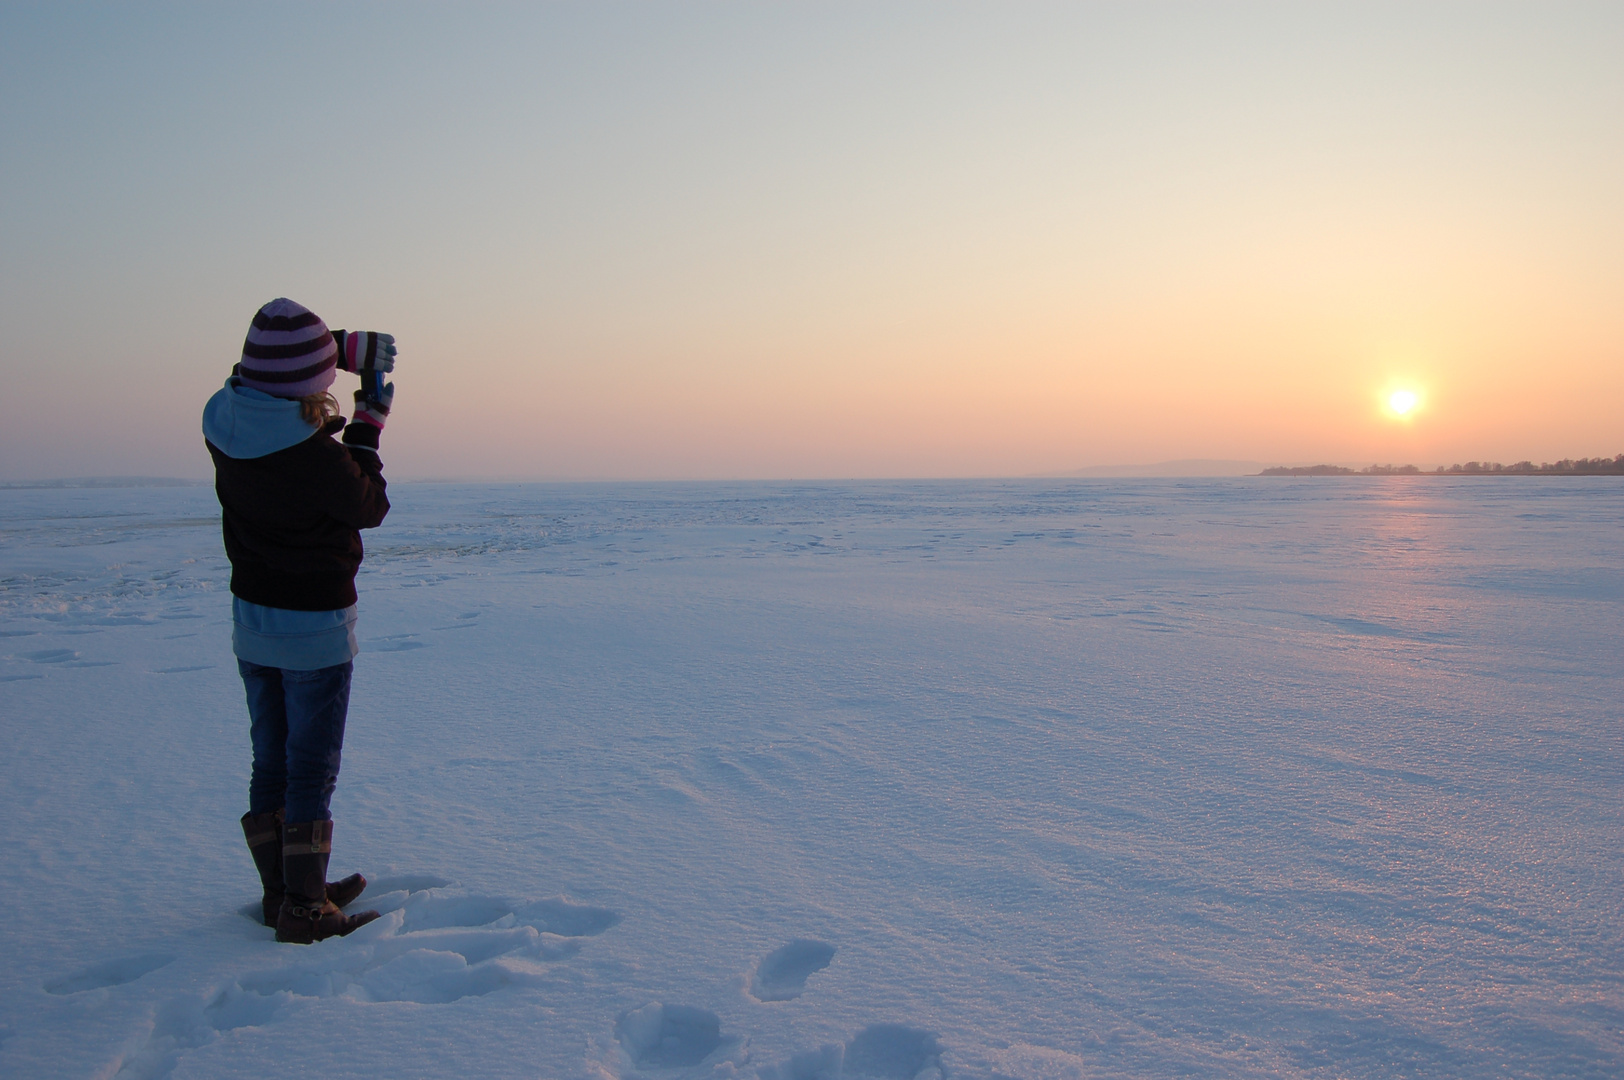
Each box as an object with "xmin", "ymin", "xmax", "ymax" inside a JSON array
[
  {"xmin": 332, "ymin": 330, "xmax": 396, "ymax": 375},
  {"xmin": 342, "ymin": 381, "xmax": 394, "ymax": 455}
]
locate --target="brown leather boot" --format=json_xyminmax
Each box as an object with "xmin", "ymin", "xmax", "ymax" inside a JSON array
[
  {"xmin": 241, "ymin": 810, "xmax": 368, "ymax": 927},
  {"xmin": 275, "ymin": 820, "xmax": 380, "ymax": 944}
]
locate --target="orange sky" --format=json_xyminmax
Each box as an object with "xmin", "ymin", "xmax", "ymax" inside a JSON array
[{"xmin": 3, "ymin": 4, "xmax": 1621, "ymax": 479}]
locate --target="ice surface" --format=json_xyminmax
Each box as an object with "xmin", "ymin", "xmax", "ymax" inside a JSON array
[{"xmin": 1, "ymin": 478, "xmax": 1621, "ymax": 1078}]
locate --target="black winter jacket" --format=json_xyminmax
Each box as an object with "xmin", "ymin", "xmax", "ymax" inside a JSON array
[{"xmin": 206, "ymin": 417, "xmax": 390, "ymax": 610}]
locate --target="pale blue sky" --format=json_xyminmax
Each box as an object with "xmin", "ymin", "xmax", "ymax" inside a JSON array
[{"xmin": 3, "ymin": 3, "xmax": 1621, "ymax": 479}]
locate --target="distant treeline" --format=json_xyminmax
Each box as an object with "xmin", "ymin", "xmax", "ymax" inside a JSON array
[{"xmin": 1262, "ymin": 455, "xmax": 1624, "ymax": 477}]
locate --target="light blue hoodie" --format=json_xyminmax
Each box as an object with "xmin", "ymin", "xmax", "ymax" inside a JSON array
[
  {"xmin": 203, "ymin": 377, "xmax": 360, "ymax": 671},
  {"xmin": 202, "ymin": 377, "xmax": 324, "ymax": 460}
]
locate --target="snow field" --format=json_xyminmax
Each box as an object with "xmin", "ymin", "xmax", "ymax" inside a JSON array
[{"xmin": 1, "ymin": 478, "xmax": 1620, "ymax": 1078}]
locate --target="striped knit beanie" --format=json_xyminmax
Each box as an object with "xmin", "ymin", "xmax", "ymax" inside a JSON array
[{"xmin": 238, "ymin": 298, "xmax": 338, "ymax": 398}]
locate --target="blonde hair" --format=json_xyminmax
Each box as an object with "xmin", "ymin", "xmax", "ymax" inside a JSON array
[{"xmin": 298, "ymin": 391, "xmax": 342, "ymax": 428}]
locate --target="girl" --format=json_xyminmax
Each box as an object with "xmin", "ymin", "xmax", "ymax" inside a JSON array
[{"xmin": 202, "ymin": 297, "xmax": 396, "ymax": 943}]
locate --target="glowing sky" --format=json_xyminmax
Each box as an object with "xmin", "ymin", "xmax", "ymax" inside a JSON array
[{"xmin": 2, "ymin": 3, "xmax": 1621, "ymax": 480}]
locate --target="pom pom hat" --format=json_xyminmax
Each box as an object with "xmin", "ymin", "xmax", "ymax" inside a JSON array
[{"xmin": 238, "ymin": 298, "xmax": 338, "ymax": 398}]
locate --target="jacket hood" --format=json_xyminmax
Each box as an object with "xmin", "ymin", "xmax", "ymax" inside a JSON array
[{"xmin": 202, "ymin": 377, "xmax": 320, "ymax": 460}]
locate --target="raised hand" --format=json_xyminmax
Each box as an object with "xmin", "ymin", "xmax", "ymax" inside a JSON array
[
  {"xmin": 332, "ymin": 330, "xmax": 397, "ymax": 375},
  {"xmin": 353, "ymin": 381, "xmax": 392, "ymax": 428},
  {"xmin": 342, "ymin": 381, "xmax": 394, "ymax": 455}
]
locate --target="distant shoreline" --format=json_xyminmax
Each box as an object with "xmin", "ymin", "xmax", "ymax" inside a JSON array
[{"xmin": 1261, "ymin": 456, "xmax": 1624, "ymax": 477}]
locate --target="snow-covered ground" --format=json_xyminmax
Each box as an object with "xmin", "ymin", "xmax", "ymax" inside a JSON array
[{"xmin": 1, "ymin": 478, "xmax": 1620, "ymax": 1080}]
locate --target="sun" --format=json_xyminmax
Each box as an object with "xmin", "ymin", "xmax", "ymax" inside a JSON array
[{"xmin": 1380, "ymin": 384, "xmax": 1425, "ymax": 422}]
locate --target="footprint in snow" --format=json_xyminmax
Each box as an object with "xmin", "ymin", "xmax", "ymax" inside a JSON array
[
  {"xmin": 843, "ymin": 1026, "xmax": 945, "ymax": 1079},
  {"xmin": 615, "ymin": 1002, "xmax": 746, "ymax": 1073},
  {"xmin": 750, "ymin": 938, "xmax": 835, "ymax": 1001},
  {"xmin": 113, "ymin": 887, "xmax": 619, "ymax": 1080},
  {"xmin": 255, "ymin": 888, "xmax": 617, "ymax": 1004}
]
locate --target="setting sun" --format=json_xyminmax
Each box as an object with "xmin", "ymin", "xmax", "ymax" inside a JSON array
[{"xmin": 1380, "ymin": 383, "xmax": 1426, "ymax": 423}]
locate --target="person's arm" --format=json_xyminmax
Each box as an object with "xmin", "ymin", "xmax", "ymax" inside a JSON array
[
  {"xmin": 306, "ymin": 383, "xmax": 393, "ymax": 530},
  {"xmin": 313, "ymin": 437, "xmax": 389, "ymax": 530},
  {"xmin": 322, "ymin": 328, "xmax": 395, "ymax": 528},
  {"xmin": 340, "ymin": 381, "xmax": 392, "ymax": 466}
]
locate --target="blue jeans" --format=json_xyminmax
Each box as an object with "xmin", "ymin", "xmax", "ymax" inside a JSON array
[{"xmin": 238, "ymin": 659, "xmax": 352, "ymax": 823}]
